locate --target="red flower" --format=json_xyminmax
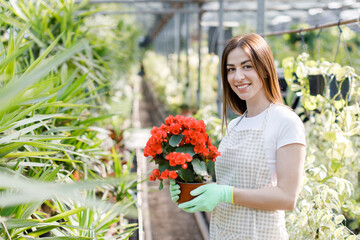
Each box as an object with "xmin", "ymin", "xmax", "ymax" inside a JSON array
[
  {"xmin": 169, "ymin": 171, "xmax": 178, "ymax": 179},
  {"xmin": 152, "ymin": 169, "xmax": 160, "ymax": 177},
  {"xmin": 160, "ymin": 169, "xmax": 169, "ymax": 179},
  {"xmin": 144, "ymin": 115, "xmax": 220, "ymax": 188}
]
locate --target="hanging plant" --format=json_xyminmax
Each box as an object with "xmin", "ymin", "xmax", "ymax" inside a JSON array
[
  {"xmin": 282, "ymin": 52, "xmax": 360, "ymax": 239},
  {"xmin": 282, "ymin": 53, "xmax": 357, "ymax": 108},
  {"xmin": 326, "ymin": 64, "xmax": 355, "ymax": 101}
]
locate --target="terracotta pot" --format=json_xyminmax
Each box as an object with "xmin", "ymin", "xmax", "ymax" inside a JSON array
[{"xmin": 176, "ymin": 181, "xmax": 207, "ymax": 204}]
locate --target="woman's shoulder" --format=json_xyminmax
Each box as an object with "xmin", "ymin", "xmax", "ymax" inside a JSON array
[
  {"xmin": 269, "ymin": 104, "xmax": 306, "ymax": 147},
  {"xmin": 271, "ymin": 104, "xmax": 303, "ymax": 124}
]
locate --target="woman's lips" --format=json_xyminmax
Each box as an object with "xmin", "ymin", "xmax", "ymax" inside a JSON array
[{"xmin": 236, "ymin": 84, "xmax": 250, "ymax": 91}]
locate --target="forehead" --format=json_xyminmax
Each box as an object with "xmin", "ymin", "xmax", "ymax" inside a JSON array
[{"xmin": 227, "ymin": 47, "xmax": 250, "ymax": 64}]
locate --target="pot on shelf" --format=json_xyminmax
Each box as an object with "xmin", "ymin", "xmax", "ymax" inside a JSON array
[
  {"xmin": 308, "ymin": 74, "xmax": 325, "ymax": 96},
  {"xmin": 329, "ymin": 74, "xmax": 351, "ymax": 101},
  {"xmin": 176, "ymin": 181, "xmax": 207, "ymax": 204}
]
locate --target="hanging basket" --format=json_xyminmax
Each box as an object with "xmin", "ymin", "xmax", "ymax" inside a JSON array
[
  {"xmin": 308, "ymin": 74, "xmax": 325, "ymax": 96},
  {"xmin": 176, "ymin": 181, "xmax": 207, "ymax": 204},
  {"xmin": 329, "ymin": 74, "xmax": 351, "ymax": 101}
]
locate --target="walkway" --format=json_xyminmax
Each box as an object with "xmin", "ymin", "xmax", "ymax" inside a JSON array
[{"xmin": 127, "ymin": 75, "xmax": 204, "ymax": 240}]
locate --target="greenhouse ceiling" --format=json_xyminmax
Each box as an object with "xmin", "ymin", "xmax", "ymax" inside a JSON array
[{"xmin": 80, "ymin": 0, "xmax": 359, "ymax": 42}]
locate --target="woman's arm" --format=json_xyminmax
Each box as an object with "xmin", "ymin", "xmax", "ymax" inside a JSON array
[{"xmin": 233, "ymin": 143, "xmax": 305, "ymax": 211}]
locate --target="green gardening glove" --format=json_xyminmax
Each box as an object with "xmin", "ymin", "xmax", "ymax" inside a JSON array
[
  {"xmin": 178, "ymin": 184, "xmax": 233, "ymax": 213},
  {"xmin": 169, "ymin": 179, "xmax": 181, "ymax": 203}
]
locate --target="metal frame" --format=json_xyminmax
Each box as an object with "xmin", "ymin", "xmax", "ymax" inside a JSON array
[{"xmin": 77, "ymin": 0, "xmax": 359, "ymax": 114}]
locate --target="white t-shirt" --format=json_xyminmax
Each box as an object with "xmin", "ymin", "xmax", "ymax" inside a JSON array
[{"xmin": 226, "ymin": 104, "xmax": 306, "ymax": 186}]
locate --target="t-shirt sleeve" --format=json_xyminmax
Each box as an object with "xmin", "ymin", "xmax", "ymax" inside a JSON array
[{"xmin": 276, "ymin": 111, "xmax": 306, "ymax": 149}]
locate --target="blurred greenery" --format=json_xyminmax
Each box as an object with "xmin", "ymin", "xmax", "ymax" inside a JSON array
[
  {"xmin": 0, "ymin": 0, "xmax": 141, "ymax": 239},
  {"xmin": 267, "ymin": 23, "xmax": 360, "ymax": 72}
]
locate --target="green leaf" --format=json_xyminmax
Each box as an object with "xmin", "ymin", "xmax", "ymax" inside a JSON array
[
  {"xmin": 28, "ymin": 237, "xmax": 93, "ymax": 240},
  {"xmin": 191, "ymin": 158, "xmax": 208, "ymax": 177},
  {"xmin": 158, "ymin": 161, "xmax": 177, "ymax": 172},
  {"xmin": 57, "ymin": 73, "xmax": 88, "ymax": 102},
  {"xmin": 1, "ymin": 114, "xmax": 64, "ymax": 132},
  {"xmin": 43, "ymin": 207, "xmax": 87, "ymax": 223},
  {"xmin": 169, "ymin": 134, "xmax": 184, "ymax": 147},
  {"xmin": 79, "ymin": 114, "xmax": 115, "ymax": 126},
  {"xmin": 36, "ymin": 157, "xmax": 82, "ymax": 164},
  {"xmin": 323, "ymin": 131, "xmax": 337, "ymax": 142},
  {"xmin": 175, "ymin": 145, "xmax": 195, "ymax": 157},
  {"xmin": 346, "ymin": 235, "xmax": 358, "ymax": 240},
  {"xmin": 334, "ymin": 215, "xmax": 345, "ymax": 224},
  {"xmin": 0, "ymin": 142, "xmax": 24, "ymax": 158},
  {"xmin": 0, "ymin": 219, "xmax": 41, "ymax": 230},
  {"xmin": 4, "ymin": 30, "xmax": 15, "ymax": 85},
  {"xmin": 159, "ymin": 180, "xmax": 163, "ymax": 190},
  {"xmin": 23, "ymin": 33, "xmax": 64, "ymax": 75},
  {"xmin": 177, "ymin": 167, "xmax": 195, "ymax": 183},
  {"xmin": 2, "ymin": 151, "xmax": 59, "ymax": 158},
  {"xmin": 0, "ymin": 39, "xmax": 87, "ymax": 115}
]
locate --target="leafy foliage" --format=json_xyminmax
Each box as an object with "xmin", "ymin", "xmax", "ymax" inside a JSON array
[
  {"xmin": 283, "ymin": 53, "xmax": 360, "ymax": 239},
  {"xmin": 0, "ymin": 0, "xmax": 141, "ymax": 239},
  {"xmin": 142, "ymin": 51, "xmax": 219, "ymax": 114}
]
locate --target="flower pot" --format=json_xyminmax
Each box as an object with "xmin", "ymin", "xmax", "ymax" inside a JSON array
[
  {"xmin": 308, "ymin": 74, "xmax": 325, "ymax": 96},
  {"xmin": 176, "ymin": 181, "xmax": 207, "ymax": 204},
  {"xmin": 329, "ymin": 74, "xmax": 351, "ymax": 101}
]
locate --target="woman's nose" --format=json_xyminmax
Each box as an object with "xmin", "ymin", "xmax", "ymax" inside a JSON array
[{"xmin": 234, "ymin": 70, "xmax": 245, "ymax": 81}]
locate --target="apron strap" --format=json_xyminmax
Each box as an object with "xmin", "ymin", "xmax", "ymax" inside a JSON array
[
  {"xmin": 231, "ymin": 110, "xmax": 247, "ymax": 132},
  {"xmin": 261, "ymin": 103, "xmax": 273, "ymax": 130},
  {"xmin": 231, "ymin": 103, "xmax": 273, "ymax": 133}
]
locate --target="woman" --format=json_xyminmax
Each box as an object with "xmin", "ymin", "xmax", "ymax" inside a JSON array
[{"xmin": 169, "ymin": 33, "xmax": 306, "ymax": 239}]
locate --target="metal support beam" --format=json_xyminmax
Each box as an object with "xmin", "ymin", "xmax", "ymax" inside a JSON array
[
  {"xmin": 75, "ymin": 0, "xmax": 214, "ymax": 3},
  {"xmin": 196, "ymin": 3, "xmax": 203, "ymax": 109},
  {"xmin": 149, "ymin": 2, "xmax": 184, "ymax": 43},
  {"xmin": 216, "ymin": 0, "xmax": 224, "ymax": 117},
  {"xmin": 174, "ymin": 12, "xmax": 181, "ymax": 82},
  {"xmin": 184, "ymin": 4, "xmax": 190, "ymax": 103},
  {"xmin": 75, "ymin": 5, "xmax": 359, "ymax": 15},
  {"xmin": 257, "ymin": 0, "xmax": 265, "ymax": 34}
]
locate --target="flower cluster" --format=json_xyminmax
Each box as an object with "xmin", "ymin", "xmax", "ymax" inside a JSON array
[
  {"xmin": 149, "ymin": 169, "xmax": 177, "ymax": 181},
  {"xmin": 145, "ymin": 115, "xmax": 220, "ymax": 187},
  {"xmin": 166, "ymin": 152, "xmax": 192, "ymax": 169}
]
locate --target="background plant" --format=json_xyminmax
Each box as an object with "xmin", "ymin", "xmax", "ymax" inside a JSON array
[
  {"xmin": 0, "ymin": 0, "xmax": 141, "ymax": 239},
  {"xmin": 282, "ymin": 52, "xmax": 360, "ymax": 239},
  {"xmin": 142, "ymin": 50, "xmax": 218, "ymax": 115}
]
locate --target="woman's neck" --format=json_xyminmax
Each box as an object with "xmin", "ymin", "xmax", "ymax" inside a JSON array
[{"xmin": 246, "ymin": 98, "xmax": 271, "ymax": 117}]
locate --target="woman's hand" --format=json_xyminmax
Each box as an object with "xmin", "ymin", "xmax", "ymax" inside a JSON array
[
  {"xmin": 178, "ymin": 184, "xmax": 233, "ymax": 213},
  {"xmin": 169, "ymin": 179, "xmax": 181, "ymax": 203}
]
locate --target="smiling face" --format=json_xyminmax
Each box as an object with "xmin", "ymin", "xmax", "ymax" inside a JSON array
[{"xmin": 226, "ymin": 47, "xmax": 267, "ymax": 105}]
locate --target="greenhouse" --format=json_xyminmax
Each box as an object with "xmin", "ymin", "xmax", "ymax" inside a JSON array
[{"xmin": 0, "ymin": 0, "xmax": 359, "ymax": 239}]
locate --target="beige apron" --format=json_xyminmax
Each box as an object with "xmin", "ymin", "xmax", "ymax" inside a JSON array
[{"xmin": 210, "ymin": 104, "xmax": 288, "ymax": 240}]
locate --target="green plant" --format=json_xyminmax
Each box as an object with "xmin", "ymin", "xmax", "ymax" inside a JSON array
[
  {"xmin": 283, "ymin": 53, "xmax": 360, "ymax": 239},
  {"xmin": 142, "ymin": 51, "xmax": 219, "ymax": 114},
  {"xmin": 0, "ymin": 0, "xmax": 141, "ymax": 238},
  {"xmin": 145, "ymin": 115, "xmax": 220, "ymax": 189}
]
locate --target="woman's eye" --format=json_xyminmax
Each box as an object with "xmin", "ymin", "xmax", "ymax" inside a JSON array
[
  {"xmin": 227, "ymin": 68, "xmax": 235, "ymax": 73},
  {"xmin": 244, "ymin": 65, "xmax": 252, "ymax": 69}
]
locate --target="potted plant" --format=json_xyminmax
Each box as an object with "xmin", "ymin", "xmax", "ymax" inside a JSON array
[
  {"xmin": 144, "ymin": 115, "xmax": 220, "ymax": 203},
  {"xmin": 327, "ymin": 63, "xmax": 355, "ymax": 101}
]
